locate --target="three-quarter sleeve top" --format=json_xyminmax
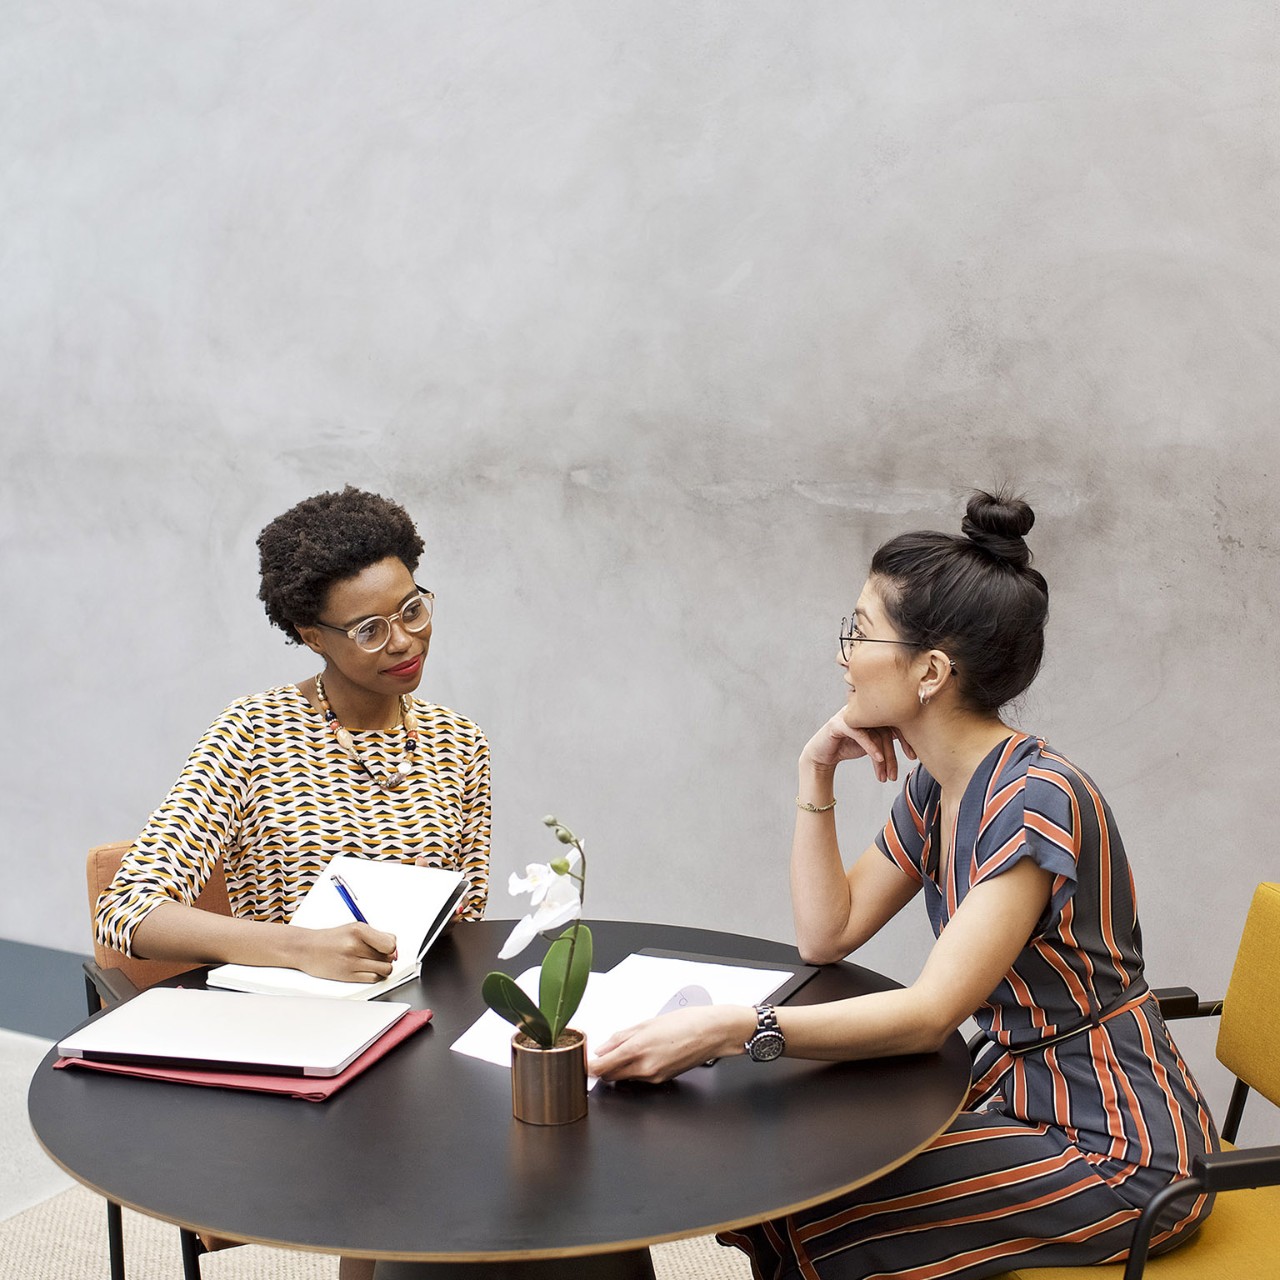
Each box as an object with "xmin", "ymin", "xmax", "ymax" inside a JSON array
[{"xmin": 95, "ymin": 685, "xmax": 492, "ymax": 955}]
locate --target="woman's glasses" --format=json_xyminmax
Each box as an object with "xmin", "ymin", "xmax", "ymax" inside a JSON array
[
  {"xmin": 840, "ymin": 617, "xmax": 957, "ymax": 672},
  {"xmin": 314, "ymin": 588, "xmax": 434, "ymax": 653},
  {"xmin": 839, "ymin": 618, "xmax": 918, "ymax": 663}
]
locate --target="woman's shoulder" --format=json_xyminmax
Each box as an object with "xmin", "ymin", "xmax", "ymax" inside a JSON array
[
  {"xmin": 199, "ymin": 685, "xmax": 312, "ymax": 734},
  {"xmin": 213, "ymin": 683, "xmax": 308, "ymax": 716},
  {"xmin": 1015, "ymin": 736, "xmax": 1100, "ymax": 789},
  {"xmin": 1001, "ymin": 735, "xmax": 1109, "ymax": 819},
  {"xmin": 410, "ymin": 699, "xmax": 488, "ymax": 743}
]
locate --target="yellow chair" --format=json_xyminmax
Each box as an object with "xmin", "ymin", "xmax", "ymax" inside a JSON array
[
  {"xmin": 84, "ymin": 840, "xmax": 238, "ymax": 1280},
  {"xmin": 991, "ymin": 881, "xmax": 1280, "ymax": 1280}
]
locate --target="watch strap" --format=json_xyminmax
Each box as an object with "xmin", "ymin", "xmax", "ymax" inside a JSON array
[{"xmin": 745, "ymin": 1003, "xmax": 785, "ymax": 1061}]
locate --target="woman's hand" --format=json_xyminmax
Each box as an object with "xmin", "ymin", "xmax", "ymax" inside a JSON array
[
  {"xmin": 589, "ymin": 1006, "xmax": 753, "ymax": 1084},
  {"xmin": 800, "ymin": 711, "xmax": 914, "ymax": 783},
  {"xmin": 292, "ymin": 923, "xmax": 399, "ymax": 982}
]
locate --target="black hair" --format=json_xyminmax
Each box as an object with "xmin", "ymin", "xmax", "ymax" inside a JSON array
[
  {"xmin": 868, "ymin": 489, "xmax": 1049, "ymax": 714},
  {"xmin": 256, "ymin": 486, "xmax": 425, "ymax": 644}
]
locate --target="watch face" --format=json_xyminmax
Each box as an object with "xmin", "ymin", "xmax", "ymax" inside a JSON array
[{"xmin": 748, "ymin": 1029, "xmax": 785, "ymax": 1062}]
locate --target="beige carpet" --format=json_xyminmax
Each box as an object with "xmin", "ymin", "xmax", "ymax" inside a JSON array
[{"xmin": 0, "ymin": 1183, "xmax": 753, "ymax": 1279}]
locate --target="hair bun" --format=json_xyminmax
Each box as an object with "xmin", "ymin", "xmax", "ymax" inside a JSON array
[{"xmin": 961, "ymin": 489, "xmax": 1035, "ymax": 571}]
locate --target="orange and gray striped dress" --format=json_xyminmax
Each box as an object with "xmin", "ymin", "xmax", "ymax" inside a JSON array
[
  {"xmin": 723, "ymin": 733, "xmax": 1215, "ymax": 1280},
  {"xmin": 96, "ymin": 684, "xmax": 491, "ymax": 955}
]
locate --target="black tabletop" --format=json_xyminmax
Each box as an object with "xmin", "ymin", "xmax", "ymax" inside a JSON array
[{"xmin": 29, "ymin": 920, "xmax": 971, "ymax": 1262}]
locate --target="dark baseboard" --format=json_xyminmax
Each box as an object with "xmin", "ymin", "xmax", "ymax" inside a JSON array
[{"xmin": 0, "ymin": 939, "xmax": 92, "ymax": 1039}]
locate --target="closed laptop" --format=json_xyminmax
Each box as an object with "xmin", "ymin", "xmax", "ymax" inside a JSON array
[{"xmin": 57, "ymin": 987, "xmax": 410, "ymax": 1077}]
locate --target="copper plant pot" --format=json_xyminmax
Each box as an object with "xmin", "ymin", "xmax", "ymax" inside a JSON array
[{"xmin": 511, "ymin": 1028, "xmax": 588, "ymax": 1125}]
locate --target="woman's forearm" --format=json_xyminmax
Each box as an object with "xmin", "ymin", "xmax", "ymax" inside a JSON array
[
  {"xmin": 778, "ymin": 988, "xmax": 955, "ymax": 1060},
  {"xmin": 130, "ymin": 901, "xmax": 399, "ymax": 982},
  {"xmin": 789, "ymin": 719, "xmax": 917, "ymax": 964},
  {"xmin": 591, "ymin": 988, "xmax": 954, "ymax": 1084},
  {"xmin": 130, "ymin": 902, "xmax": 309, "ymax": 967},
  {"xmin": 790, "ymin": 760, "xmax": 857, "ymax": 962}
]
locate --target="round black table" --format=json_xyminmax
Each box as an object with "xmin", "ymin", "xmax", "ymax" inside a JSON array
[{"xmin": 30, "ymin": 921, "xmax": 971, "ymax": 1277}]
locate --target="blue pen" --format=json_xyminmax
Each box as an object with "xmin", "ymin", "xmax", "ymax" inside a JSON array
[{"xmin": 331, "ymin": 874, "xmax": 369, "ymax": 925}]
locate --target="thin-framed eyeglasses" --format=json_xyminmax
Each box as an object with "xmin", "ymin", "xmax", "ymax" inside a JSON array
[
  {"xmin": 840, "ymin": 617, "xmax": 957, "ymax": 672},
  {"xmin": 313, "ymin": 587, "xmax": 434, "ymax": 653},
  {"xmin": 840, "ymin": 617, "xmax": 919, "ymax": 663}
]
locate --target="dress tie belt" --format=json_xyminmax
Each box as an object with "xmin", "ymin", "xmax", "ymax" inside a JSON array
[{"xmin": 1004, "ymin": 979, "xmax": 1151, "ymax": 1057}]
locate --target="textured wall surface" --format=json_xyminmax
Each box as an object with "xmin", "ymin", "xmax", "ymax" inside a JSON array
[{"xmin": 3, "ymin": 4, "xmax": 1278, "ymax": 1133}]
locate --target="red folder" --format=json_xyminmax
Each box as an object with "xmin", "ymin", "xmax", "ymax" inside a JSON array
[{"xmin": 54, "ymin": 1007, "xmax": 432, "ymax": 1102}]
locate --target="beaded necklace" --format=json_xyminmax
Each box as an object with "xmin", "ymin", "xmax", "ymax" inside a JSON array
[{"xmin": 314, "ymin": 673, "xmax": 419, "ymax": 791}]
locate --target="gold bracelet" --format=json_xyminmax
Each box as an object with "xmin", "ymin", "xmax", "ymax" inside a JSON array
[{"xmin": 796, "ymin": 796, "xmax": 837, "ymax": 813}]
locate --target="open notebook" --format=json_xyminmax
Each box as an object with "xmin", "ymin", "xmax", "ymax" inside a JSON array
[{"xmin": 207, "ymin": 855, "xmax": 466, "ymax": 1000}]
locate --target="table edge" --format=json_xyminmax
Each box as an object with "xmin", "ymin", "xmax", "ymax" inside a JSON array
[{"xmin": 30, "ymin": 1043, "xmax": 969, "ymax": 1261}]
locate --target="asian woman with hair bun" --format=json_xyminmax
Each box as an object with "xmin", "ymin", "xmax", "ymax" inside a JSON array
[{"xmin": 591, "ymin": 490, "xmax": 1215, "ymax": 1279}]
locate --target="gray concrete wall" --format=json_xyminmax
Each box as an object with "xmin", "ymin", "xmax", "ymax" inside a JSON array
[{"xmin": 3, "ymin": 4, "xmax": 1277, "ymax": 1135}]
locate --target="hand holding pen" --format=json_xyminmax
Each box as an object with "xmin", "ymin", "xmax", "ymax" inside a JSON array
[{"xmin": 323, "ymin": 873, "xmax": 398, "ymax": 973}]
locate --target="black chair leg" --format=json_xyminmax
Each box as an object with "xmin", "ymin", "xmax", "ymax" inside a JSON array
[
  {"xmin": 1222, "ymin": 1077, "xmax": 1250, "ymax": 1144},
  {"xmin": 179, "ymin": 1227, "xmax": 205, "ymax": 1280},
  {"xmin": 106, "ymin": 1199, "xmax": 125, "ymax": 1280}
]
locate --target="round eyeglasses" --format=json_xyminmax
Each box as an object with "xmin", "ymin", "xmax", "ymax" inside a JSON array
[
  {"xmin": 314, "ymin": 587, "xmax": 434, "ymax": 653},
  {"xmin": 839, "ymin": 617, "xmax": 919, "ymax": 663}
]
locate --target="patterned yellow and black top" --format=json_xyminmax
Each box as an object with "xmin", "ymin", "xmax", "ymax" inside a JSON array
[{"xmin": 95, "ymin": 684, "xmax": 491, "ymax": 956}]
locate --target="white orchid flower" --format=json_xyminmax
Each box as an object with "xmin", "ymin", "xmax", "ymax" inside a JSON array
[
  {"xmin": 507, "ymin": 848, "xmax": 582, "ymax": 906},
  {"xmin": 498, "ymin": 854, "xmax": 583, "ymax": 960},
  {"xmin": 483, "ymin": 816, "xmax": 594, "ymax": 1048}
]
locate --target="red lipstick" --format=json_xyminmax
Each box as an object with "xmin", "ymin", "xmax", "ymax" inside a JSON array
[{"xmin": 383, "ymin": 656, "xmax": 422, "ymax": 679}]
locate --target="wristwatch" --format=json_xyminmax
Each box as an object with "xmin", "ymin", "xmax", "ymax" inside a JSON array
[{"xmin": 744, "ymin": 1003, "xmax": 785, "ymax": 1062}]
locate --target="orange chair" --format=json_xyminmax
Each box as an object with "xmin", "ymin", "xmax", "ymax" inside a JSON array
[
  {"xmin": 988, "ymin": 882, "xmax": 1280, "ymax": 1279},
  {"xmin": 84, "ymin": 840, "xmax": 238, "ymax": 1280}
]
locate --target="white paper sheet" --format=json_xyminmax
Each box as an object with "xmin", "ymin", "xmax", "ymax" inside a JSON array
[{"xmin": 450, "ymin": 953, "xmax": 795, "ymax": 1085}]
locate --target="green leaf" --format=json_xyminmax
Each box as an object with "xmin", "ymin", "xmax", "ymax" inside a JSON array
[
  {"xmin": 481, "ymin": 971, "xmax": 553, "ymax": 1047},
  {"xmin": 540, "ymin": 924, "xmax": 593, "ymax": 1043}
]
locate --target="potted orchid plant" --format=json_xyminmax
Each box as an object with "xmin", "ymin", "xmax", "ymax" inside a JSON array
[{"xmin": 482, "ymin": 816, "xmax": 593, "ymax": 1124}]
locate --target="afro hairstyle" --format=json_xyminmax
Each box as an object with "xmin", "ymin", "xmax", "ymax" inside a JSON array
[{"xmin": 256, "ymin": 486, "xmax": 425, "ymax": 643}]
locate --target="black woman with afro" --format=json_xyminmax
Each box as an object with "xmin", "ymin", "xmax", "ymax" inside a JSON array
[{"xmin": 97, "ymin": 486, "xmax": 491, "ymax": 990}]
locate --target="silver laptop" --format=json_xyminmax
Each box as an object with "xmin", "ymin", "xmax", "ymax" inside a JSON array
[{"xmin": 57, "ymin": 987, "xmax": 411, "ymax": 1078}]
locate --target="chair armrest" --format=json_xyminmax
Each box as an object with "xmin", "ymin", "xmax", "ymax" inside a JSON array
[
  {"xmin": 1122, "ymin": 1173, "xmax": 1201, "ymax": 1280},
  {"xmin": 1193, "ymin": 1145, "xmax": 1280, "ymax": 1192},
  {"xmin": 1152, "ymin": 986, "xmax": 1223, "ymax": 1019},
  {"xmin": 1122, "ymin": 1145, "xmax": 1280, "ymax": 1278},
  {"xmin": 83, "ymin": 960, "xmax": 141, "ymax": 1010}
]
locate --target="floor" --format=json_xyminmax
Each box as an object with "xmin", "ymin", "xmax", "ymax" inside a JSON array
[{"xmin": 1, "ymin": 939, "xmax": 93, "ymax": 1221}]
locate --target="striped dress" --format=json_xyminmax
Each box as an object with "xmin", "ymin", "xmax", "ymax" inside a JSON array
[
  {"xmin": 723, "ymin": 734, "xmax": 1216, "ymax": 1280},
  {"xmin": 96, "ymin": 684, "xmax": 491, "ymax": 955}
]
